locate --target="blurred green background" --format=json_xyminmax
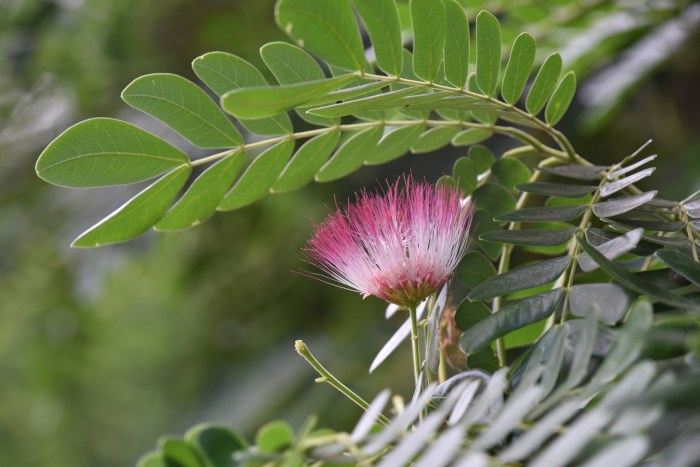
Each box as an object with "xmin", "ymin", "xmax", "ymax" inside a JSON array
[{"xmin": 1, "ymin": 0, "xmax": 699, "ymax": 465}]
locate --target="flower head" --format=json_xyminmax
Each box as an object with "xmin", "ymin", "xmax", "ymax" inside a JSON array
[{"xmin": 304, "ymin": 176, "xmax": 475, "ymax": 308}]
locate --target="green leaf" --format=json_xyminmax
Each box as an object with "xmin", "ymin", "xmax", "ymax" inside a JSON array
[
  {"xmin": 218, "ymin": 139, "xmax": 295, "ymax": 211},
  {"xmin": 537, "ymin": 164, "xmax": 605, "ymax": 181},
  {"xmin": 491, "ymin": 158, "xmax": 531, "ymax": 189},
  {"xmin": 516, "ymin": 182, "xmax": 597, "ymax": 198},
  {"xmin": 156, "ymin": 152, "xmax": 245, "ymax": 231},
  {"xmin": 569, "ymin": 284, "xmax": 630, "ymax": 324},
  {"xmin": 494, "ymin": 205, "xmax": 586, "ymax": 222},
  {"xmin": 468, "ymin": 73, "xmax": 498, "ymax": 123},
  {"xmin": 525, "ymin": 53, "xmax": 562, "ymax": 115},
  {"xmin": 275, "ymin": 0, "xmax": 365, "ymax": 71},
  {"xmin": 410, "ymin": 0, "xmax": 446, "ymax": 82},
  {"xmin": 469, "ymin": 145, "xmax": 495, "ymax": 172},
  {"xmin": 36, "ymin": 118, "xmax": 189, "ymax": 188},
  {"xmin": 410, "ymin": 126, "xmax": 461, "ymax": 154},
  {"xmin": 73, "ymin": 166, "xmax": 190, "ymax": 247},
  {"xmin": 221, "ymin": 75, "xmax": 356, "ymax": 119},
  {"xmin": 593, "ymin": 191, "xmax": 658, "ymax": 218},
  {"xmin": 545, "ymin": 71, "xmax": 576, "ymax": 126},
  {"xmin": 608, "ymin": 217, "xmax": 683, "ymax": 232},
  {"xmin": 316, "ymin": 126, "xmax": 383, "ymax": 182},
  {"xmin": 259, "ymin": 42, "xmax": 339, "ymax": 126},
  {"xmin": 601, "ymin": 167, "xmax": 656, "ymax": 198},
  {"xmin": 452, "ymin": 157, "xmax": 478, "ymax": 195},
  {"xmin": 456, "ymin": 250, "xmax": 497, "ymax": 288},
  {"xmin": 161, "ymin": 438, "xmax": 205, "ymax": 467},
  {"xmin": 635, "ymin": 268, "xmax": 690, "ymax": 290},
  {"xmin": 473, "ymin": 210, "xmax": 503, "ymax": 260},
  {"xmin": 192, "ymin": 52, "xmax": 292, "ymax": 136},
  {"xmin": 472, "ymin": 183, "xmax": 515, "ymax": 216},
  {"xmin": 307, "ymin": 86, "xmax": 420, "ymax": 118},
  {"xmin": 137, "ymin": 452, "xmax": 166, "ymax": 467},
  {"xmin": 475, "ymin": 11, "xmax": 501, "ymax": 96},
  {"xmin": 272, "ymin": 131, "xmax": 340, "ymax": 193},
  {"xmin": 461, "ymin": 289, "xmax": 564, "ymax": 354},
  {"xmin": 655, "ymin": 248, "xmax": 700, "ymax": 288},
  {"xmin": 436, "ymin": 175, "xmax": 457, "ymax": 189},
  {"xmin": 261, "ymin": 42, "xmax": 324, "ymax": 83},
  {"xmin": 455, "ymin": 300, "xmax": 492, "ymax": 331},
  {"xmin": 364, "ymin": 124, "xmax": 425, "ymax": 165},
  {"xmin": 480, "ymin": 228, "xmax": 577, "ymax": 247},
  {"xmin": 256, "ymin": 420, "xmax": 295, "ymax": 453},
  {"xmin": 502, "ymin": 33, "xmax": 536, "ymax": 105},
  {"xmin": 307, "ymin": 81, "xmax": 388, "ymax": 106},
  {"xmin": 443, "ymin": 0, "xmax": 469, "ymax": 88},
  {"xmin": 608, "ymin": 154, "xmax": 657, "ymax": 179},
  {"xmin": 578, "ymin": 228, "xmax": 642, "ymax": 272},
  {"xmin": 468, "ymin": 256, "xmax": 570, "ymax": 301},
  {"xmin": 577, "ymin": 236, "xmax": 700, "ymax": 311},
  {"xmin": 352, "ymin": 0, "xmax": 402, "ymax": 76},
  {"xmin": 185, "ymin": 424, "xmax": 247, "ymax": 467},
  {"xmin": 452, "ymin": 129, "xmax": 493, "ymax": 146},
  {"xmin": 122, "ymin": 73, "xmax": 242, "ymax": 148}
]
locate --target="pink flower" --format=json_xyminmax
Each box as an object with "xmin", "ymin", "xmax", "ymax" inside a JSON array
[{"xmin": 304, "ymin": 176, "xmax": 475, "ymax": 308}]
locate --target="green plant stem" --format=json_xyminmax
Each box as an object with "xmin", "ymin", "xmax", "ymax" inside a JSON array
[
  {"xmin": 680, "ymin": 205, "xmax": 700, "ymax": 262},
  {"xmin": 360, "ymin": 71, "xmax": 578, "ymax": 160},
  {"xmin": 295, "ymin": 340, "xmax": 390, "ymax": 426},
  {"xmin": 189, "ymin": 118, "xmax": 567, "ymax": 169},
  {"xmin": 490, "ymin": 165, "xmax": 552, "ymax": 366},
  {"xmin": 408, "ymin": 306, "xmax": 422, "ymax": 393},
  {"xmin": 546, "ymin": 173, "xmax": 606, "ymax": 329}
]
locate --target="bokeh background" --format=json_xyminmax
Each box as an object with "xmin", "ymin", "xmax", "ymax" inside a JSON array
[{"xmin": 1, "ymin": 0, "xmax": 699, "ymax": 465}]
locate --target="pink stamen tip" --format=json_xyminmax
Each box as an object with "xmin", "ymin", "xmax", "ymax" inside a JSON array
[{"xmin": 303, "ymin": 175, "xmax": 476, "ymax": 308}]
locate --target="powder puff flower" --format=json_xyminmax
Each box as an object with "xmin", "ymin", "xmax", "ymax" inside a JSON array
[{"xmin": 304, "ymin": 176, "xmax": 475, "ymax": 308}]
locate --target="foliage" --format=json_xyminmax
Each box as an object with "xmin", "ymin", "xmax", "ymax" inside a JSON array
[{"xmin": 31, "ymin": 0, "xmax": 700, "ymax": 466}]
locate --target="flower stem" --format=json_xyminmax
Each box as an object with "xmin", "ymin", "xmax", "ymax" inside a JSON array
[
  {"xmin": 408, "ymin": 305, "xmax": 422, "ymax": 391},
  {"xmin": 295, "ymin": 340, "xmax": 390, "ymax": 426}
]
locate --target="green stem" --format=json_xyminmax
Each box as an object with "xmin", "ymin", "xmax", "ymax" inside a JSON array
[
  {"xmin": 190, "ymin": 118, "xmax": 567, "ymax": 169},
  {"xmin": 360, "ymin": 71, "xmax": 577, "ymax": 159},
  {"xmin": 295, "ymin": 340, "xmax": 390, "ymax": 426},
  {"xmin": 408, "ymin": 306, "xmax": 422, "ymax": 391}
]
